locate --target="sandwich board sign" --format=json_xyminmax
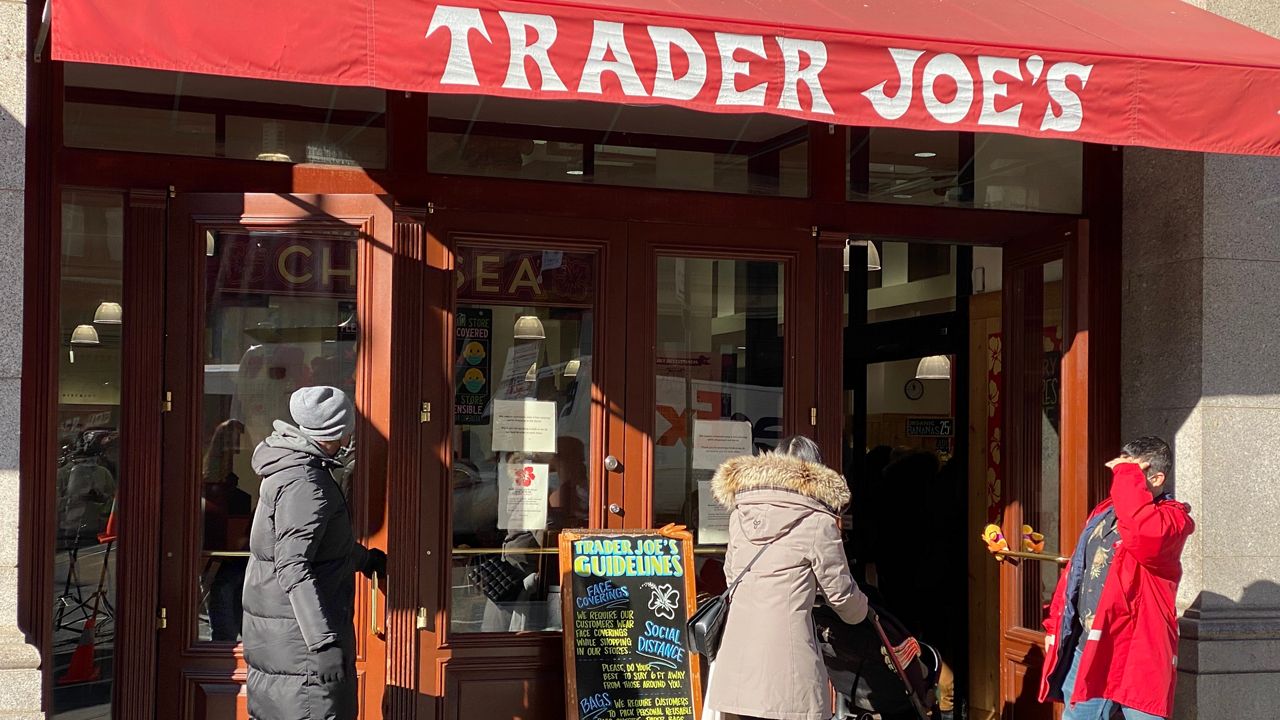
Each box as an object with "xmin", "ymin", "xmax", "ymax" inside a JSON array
[{"xmin": 559, "ymin": 525, "xmax": 701, "ymax": 720}]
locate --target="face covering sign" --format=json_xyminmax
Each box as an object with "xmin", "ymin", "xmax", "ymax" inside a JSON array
[{"xmin": 559, "ymin": 526, "xmax": 701, "ymax": 720}]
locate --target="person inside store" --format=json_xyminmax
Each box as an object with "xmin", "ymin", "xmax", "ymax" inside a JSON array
[
  {"xmin": 1039, "ymin": 436, "xmax": 1194, "ymax": 720},
  {"xmin": 203, "ymin": 419, "xmax": 252, "ymax": 642},
  {"xmin": 703, "ymin": 435, "xmax": 869, "ymax": 720},
  {"xmin": 864, "ymin": 447, "xmax": 960, "ymax": 720},
  {"xmin": 241, "ymin": 386, "xmax": 387, "ymax": 720}
]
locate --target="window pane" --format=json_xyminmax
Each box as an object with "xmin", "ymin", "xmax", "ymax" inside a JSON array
[
  {"xmin": 974, "ymin": 135, "xmax": 1082, "ymax": 213},
  {"xmin": 450, "ymin": 247, "xmax": 595, "ymax": 634},
  {"xmin": 197, "ymin": 228, "xmax": 360, "ymax": 642},
  {"xmin": 429, "ymin": 95, "xmax": 808, "ymax": 197},
  {"xmin": 54, "ymin": 190, "xmax": 123, "ymax": 716},
  {"xmin": 1020, "ymin": 259, "xmax": 1063, "ymax": 627},
  {"xmin": 868, "ymin": 241, "xmax": 957, "ymax": 323},
  {"xmin": 64, "ymin": 64, "xmax": 387, "ymax": 168},
  {"xmin": 849, "ymin": 127, "xmax": 1082, "ymax": 213},
  {"xmin": 652, "ymin": 257, "xmax": 785, "ymax": 548}
]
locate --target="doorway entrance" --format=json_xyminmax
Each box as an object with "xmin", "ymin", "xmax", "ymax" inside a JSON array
[
  {"xmin": 155, "ymin": 194, "xmax": 394, "ymax": 720},
  {"xmin": 843, "ymin": 239, "xmax": 976, "ymax": 718}
]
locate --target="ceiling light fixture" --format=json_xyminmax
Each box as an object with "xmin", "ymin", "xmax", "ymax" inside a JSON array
[
  {"xmin": 70, "ymin": 324, "xmax": 101, "ymax": 346},
  {"xmin": 514, "ymin": 315, "xmax": 546, "ymax": 340},
  {"xmin": 564, "ymin": 359, "xmax": 581, "ymax": 378},
  {"xmin": 565, "ymin": 169, "xmax": 584, "ymax": 176},
  {"xmin": 844, "ymin": 239, "xmax": 882, "ymax": 272},
  {"xmin": 93, "ymin": 301, "xmax": 122, "ymax": 325},
  {"xmin": 914, "ymin": 151, "xmax": 938, "ymax": 159},
  {"xmin": 915, "ymin": 355, "xmax": 952, "ymax": 380}
]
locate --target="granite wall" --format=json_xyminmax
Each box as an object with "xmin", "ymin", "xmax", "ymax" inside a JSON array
[{"xmin": 1122, "ymin": 3, "xmax": 1280, "ymax": 713}]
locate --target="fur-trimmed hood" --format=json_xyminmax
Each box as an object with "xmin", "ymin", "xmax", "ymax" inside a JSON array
[{"xmin": 711, "ymin": 452, "xmax": 850, "ymax": 514}]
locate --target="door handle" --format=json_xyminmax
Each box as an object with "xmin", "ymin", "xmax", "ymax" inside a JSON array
[
  {"xmin": 370, "ymin": 573, "xmax": 385, "ymax": 640},
  {"xmin": 604, "ymin": 455, "xmax": 622, "ymax": 472},
  {"xmin": 608, "ymin": 503, "xmax": 624, "ymax": 516}
]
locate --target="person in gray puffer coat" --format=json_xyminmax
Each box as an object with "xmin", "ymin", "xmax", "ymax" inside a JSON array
[{"xmin": 242, "ymin": 386, "xmax": 386, "ymax": 720}]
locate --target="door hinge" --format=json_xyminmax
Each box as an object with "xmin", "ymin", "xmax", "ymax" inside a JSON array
[
  {"xmin": 168, "ymin": 185, "xmax": 176, "ymax": 198},
  {"xmin": 162, "ymin": 391, "xmax": 173, "ymax": 413},
  {"xmin": 416, "ymin": 607, "xmax": 430, "ymax": 631},
  {"xmin": 157, "ymin": 607, "xmax": 167, "ymax": 630},
  {"xmin": 420, "ymin": 402, "xmax": 432, "ymax": 423},
  {"xmin": 810, "ymin": 407, "xmax": 818, "ymax": 426},
  {"xmin": 427, "ymin": 202, "xmax": 436, "ymax": 215}
]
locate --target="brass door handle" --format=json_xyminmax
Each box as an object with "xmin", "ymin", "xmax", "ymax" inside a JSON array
[{"xmin": 370, "ymin": 574, "xmax": 385, "ymax": 639}]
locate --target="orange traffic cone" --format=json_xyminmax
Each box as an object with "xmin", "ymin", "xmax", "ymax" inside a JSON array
[
  {"xmin": 59, "ymin": 515, "xmax": 113, "ymax": 686},
  {"xmin": 58, "ymin": 615, "xmax": 100, "ymax": 685}
]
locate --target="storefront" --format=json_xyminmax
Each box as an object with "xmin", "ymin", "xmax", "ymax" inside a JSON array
[{"xmin": 17, "ymin": 1, "xmax": 1280, "ymax": 719}]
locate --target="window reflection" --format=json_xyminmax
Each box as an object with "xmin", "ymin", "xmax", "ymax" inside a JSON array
[
  {"xmin": 652, "ymin": 257, "xmax": 785, "ymax": 543},
  {"xmin": 450, "ymin": 247, "xmax": 595, "ymax": 633},
  {"xmin": 429, "ymin": 95, "xmax": 808, "ymax": 197},
  {"xmin": 848, "ymin": 127, "xmax": 1082, "ymax": 213},
  {"xmin": 53, "ymin": 190, "xmax": 123, "ymax": 716},
  {"xmin": 197, "ymin": 229, "xmax": 360, "ymax": 642}
]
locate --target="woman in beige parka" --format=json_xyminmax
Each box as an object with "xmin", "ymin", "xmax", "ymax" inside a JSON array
[{"xmin": 703, "ymin": 436, "xmax": 869, "ymax": 720}]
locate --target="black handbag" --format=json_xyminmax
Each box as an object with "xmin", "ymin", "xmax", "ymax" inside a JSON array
[
  {"xmin": 467, "ymin": 555, "xmax": 526, "ymax": 604},
  {"xmin": 686, "ymin": 541, "xmax": 770, "ymax": 661}
]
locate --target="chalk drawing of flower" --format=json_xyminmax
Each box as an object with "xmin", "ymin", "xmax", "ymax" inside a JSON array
[{"xmin": 642, "ymin": 583, "xmax": 679, "ymax": 620}]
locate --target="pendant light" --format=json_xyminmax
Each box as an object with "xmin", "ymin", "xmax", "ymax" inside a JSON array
[
  {"xmin": 843, "ymin": 239, "xmax": 882, "ymax": 271},
  {"xmin": 513, "ymin": 315, "xmax": 546, "ymax": 340},
  {"xmin": 70, "ymin": 324, "xmax": 101, "ymax": 346},
  {"xmin": 93, "ymin": 301, "xmax": 123, "ymax": 325},
  {"xmin": 564, "ymin": 358, "xmax": 581, "ymax": 378},
  {"xmin": 915, "ymin": 355, "xmax": 952, "ymax": 380}
]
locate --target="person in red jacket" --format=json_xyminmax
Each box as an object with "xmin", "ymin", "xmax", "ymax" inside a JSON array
[{"xmin": 1039, "ymin": 436, "xmax": 1194, "ymax": 720}]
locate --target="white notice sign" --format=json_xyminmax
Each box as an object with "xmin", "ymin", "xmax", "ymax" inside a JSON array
[
  {"xmin": 697, "ymin": 480, "xmax": 731, "ymax": 545},
  {"xmin": 692, "ymin": 419, "xmax": 754, "ymax": 470},
  {"xmin": 492, "ymin": 399, "xmax": 558, "ymax": 453},
  {"xmin": 498, "ymin": 461, "xmax": 550, "ymax": 531}
]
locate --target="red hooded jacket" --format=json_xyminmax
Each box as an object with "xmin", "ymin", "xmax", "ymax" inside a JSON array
[{"xmin": 1038, "ymin": 464, "xmax": 1195, "ymax": 718}]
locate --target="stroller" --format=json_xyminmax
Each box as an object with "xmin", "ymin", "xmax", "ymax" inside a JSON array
[{"xmin": 814, "ymin": 601, "xmax": 942, "ymax": 720}]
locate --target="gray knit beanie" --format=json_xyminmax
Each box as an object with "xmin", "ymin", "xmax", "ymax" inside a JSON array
[{"xmin": 289, "ymin": 386, "xmax": 354, "ymax": 442}]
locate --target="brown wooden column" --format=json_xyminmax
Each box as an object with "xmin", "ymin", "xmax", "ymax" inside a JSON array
[
  {"xmin": 384, "ymin": 205, "xmax": 427, "ymax": 720},
  {"xmin": 815, "ymin": 230, "xmax": 848, "ymax": 466},
  {"xmin": 115, "ymin": 188, "xmax": 168, "ymax": 719}
]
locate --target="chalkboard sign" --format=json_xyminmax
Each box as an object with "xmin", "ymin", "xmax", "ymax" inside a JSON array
[{"xmin": 559, "ymin": 525, "xmax": 701, "ymax": 720}]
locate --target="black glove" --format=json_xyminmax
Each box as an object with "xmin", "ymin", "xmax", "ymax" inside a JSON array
[
  {"xmin": 313, "ymin": 643, "xmax": 346, "ymax": 684},
  {"xmin": 363, "ymin": 548, "xmax": 387, "ymax": 580}
]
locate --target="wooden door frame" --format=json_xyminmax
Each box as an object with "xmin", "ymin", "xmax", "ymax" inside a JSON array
[
  {"xmin": 412, "ymin": 208, "xmax": 629, "ymax": 720},
  {"xmin": 156, "ymin": 193, "xmax": 394, "ymax": 719},
  {"xmin": 997, "ymin": 219, "xmax": 1118, "ymax": 719}
]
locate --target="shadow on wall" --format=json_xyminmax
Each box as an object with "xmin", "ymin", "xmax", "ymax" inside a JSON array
[{"xmin": 1174, "ymin": 582, "xmax": 1280, "ymax": 720}]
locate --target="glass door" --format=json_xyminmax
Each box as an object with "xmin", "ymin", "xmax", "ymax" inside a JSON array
[
  {"xmin": 417, "ymin": 212, "xmax": 630, "ymax": 720},
  {"xmin": 626, "ymin": 223, "xmax": 813, "ymax": 599},
  {"xmin": 157, "ymin": 194, "xmax": 394, "ymax": 720},
  {"xmin": 999, "ymin": 223, "xmax": 1090, "ymax": 719}
]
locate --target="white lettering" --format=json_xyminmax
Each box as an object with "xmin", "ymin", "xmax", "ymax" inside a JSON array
[
  {"xmin": 579, "ymin": 21, "xmax": 648, "ymax": 97},
  {"xmin": 862, "ymin": 48, "xmax": 923, "ymax": 121},
  {"xmin": 426, "ymin": 5, "xmax": 491, "ymax": 86},
  {"xmin": 649, "ymin": 26, "xmax": 706, "ymax": 101},
  {"xmin": 922, "ymin": 53, "xmax": 973, "ymax": 124},
  {"xmin": 776, "ymin": 37, "xmax": 832, "ymax": 114},
  {"xmin": 1041, "ymin": 62, "xmax": 1093, "ymax": 133},
  {"xmin": 715, "ymin": 33, "xmax": 767, "ymax": 107},
  {"xmin": 500, "ymin": 12, "xmax": 567, "ymax": 92},
  {"xmin": 977, "ymin": 56, "xmax": 1022, "ymax": 127}
]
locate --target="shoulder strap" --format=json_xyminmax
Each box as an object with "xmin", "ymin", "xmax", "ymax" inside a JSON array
[{"xmin": 724, "ymin": 511, "xmax": 814, "ymax": 599}]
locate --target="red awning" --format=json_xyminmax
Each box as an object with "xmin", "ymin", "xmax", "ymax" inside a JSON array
[{"xmin": 51, "ymin": 0, "xmax": 1280, "ymax": 155}]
